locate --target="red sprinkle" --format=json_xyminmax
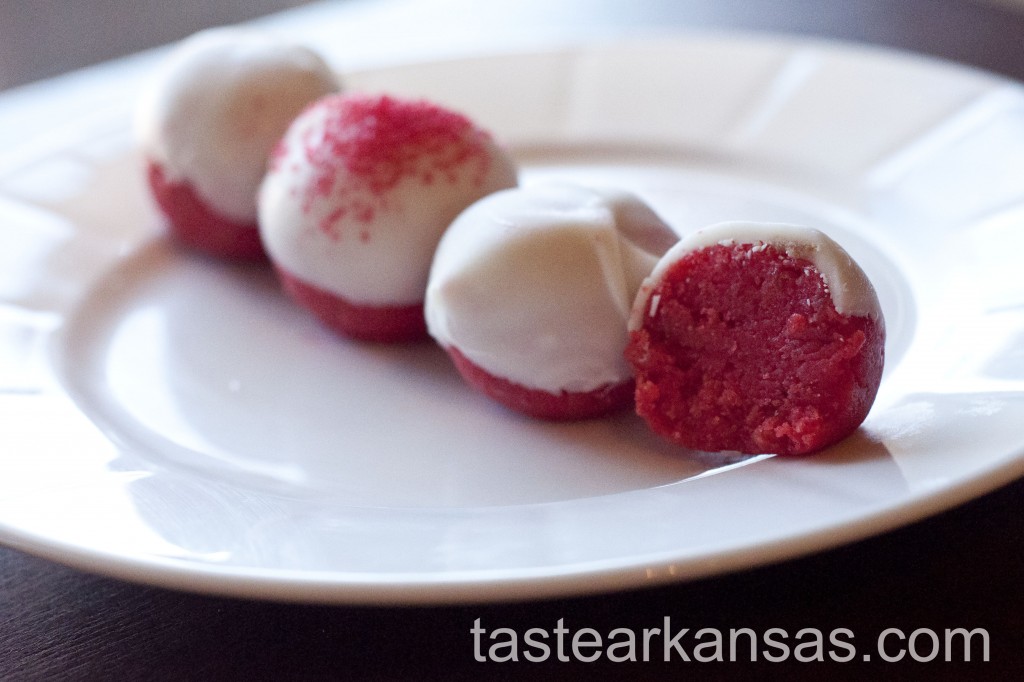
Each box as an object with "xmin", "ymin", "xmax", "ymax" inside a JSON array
[{"xmin": 281, "ymin": 93, "xmax": 495, "ymax": 238}]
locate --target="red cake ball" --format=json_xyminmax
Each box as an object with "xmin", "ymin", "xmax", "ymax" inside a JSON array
[
  {"xmin": 135, "ymin": 28, "xmax": 339, "ymax": 259},
  {"xmin": 426, "ymin": 184, "xmax": 678, "ymax": 420},
  {"xmin": 626, "ymin": 222, "xmax": 885, "ymax": 456},
  {"xmin": 258, "ymin": 92, "xmax": 518, "ymax": 342}
]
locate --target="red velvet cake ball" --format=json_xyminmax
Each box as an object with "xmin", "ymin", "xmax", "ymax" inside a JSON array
[
  {"xmin": 626, "ymin": 222, "xmax": 885, "ymax": 456},
  {"xmin": 426, "ymin": 184, "xmax": 678, "ymax": 420},
  {"xmin": 259, "ymin": 92, "xmax": 518, "ymax": 342},
  {"xmin": 136, "ymin": 28, "xmax": 339, "ymax": 259}
]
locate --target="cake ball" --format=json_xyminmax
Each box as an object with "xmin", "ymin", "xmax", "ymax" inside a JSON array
[
  {"xmin": 426, "ymin": 184, "xmax": 679, "ymax": 420},
  {"xmin": 136, "ymin": 28, "xmax": 339, "ymax": 259},
  {"xmin": 258, "ymin": 92, "xmax": 518, "ymax": 342},
  {"xmin": 626, "ymin": 222, "xmax": 885, "ymax": 456}
]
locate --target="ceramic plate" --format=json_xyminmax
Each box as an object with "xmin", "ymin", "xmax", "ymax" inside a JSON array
[{"xmin": 3, "ymin": 34, "xmax": 1024, "ymax": 604}]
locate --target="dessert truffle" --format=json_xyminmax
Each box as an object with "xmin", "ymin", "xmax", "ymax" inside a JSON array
[
  {"xmin": 626, "ymin": 222, "xmax": 885, "ymax": 456},
  {"xmin": 426, "ymin": 184, "xmax": 678, "ymax": 420},
  {"xmin": 259, "ymin": 92, "xmax": 518, "ymax": 342},
  {"xmin": 136, "ymin": 28, "xmax": 339, "ymax": 259}
]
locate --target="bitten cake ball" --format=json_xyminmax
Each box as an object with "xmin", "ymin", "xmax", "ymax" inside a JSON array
[
  {"xmin": 426, "ymin": 184, "xmax": 679, "ymax": 420},
  {"xmin": 258, "ymin": 92, "xmax": 518, "ymax": 342},
  {"xmin": 136, "ymin": 28, "xmax": 339, "ymax": 259},
  {"xmin": 626, "ymin": 222, "xmax": 885, "ymax": 456}
]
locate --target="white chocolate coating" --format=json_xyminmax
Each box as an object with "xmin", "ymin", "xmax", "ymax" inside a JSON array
[
  {"xmin": 629, "ymin": 221, "xmax": 883, "ymax": 332},
  {"xmin": 426, "ymin": 184, "xmax": 678, "ymax": 393},
  {"xmin": 135, "ymin": 28, "xmax": 339, "ymax": 222},
  {"xmin": 258, "ymin": 94, "xmax": 519, "ymax": 306}
]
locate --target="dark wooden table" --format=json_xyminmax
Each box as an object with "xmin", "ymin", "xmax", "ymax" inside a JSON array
[{"xmin": 2, "ymin": 1, "xmax": 1023, "ymax": 679}]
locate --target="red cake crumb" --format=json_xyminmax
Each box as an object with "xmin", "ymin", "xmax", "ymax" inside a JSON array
[
  {"xmin": 626, "ymin": 242, "xmax": 884, "ymax": 456},
  {"xmin": 276, "ymin": 267, "xmax": 427, "ymax": 343},
  {"xmin": 147, "ymin": 161, "xmax": 266, "ymax": 260},
  {"xmin": 448, "ymin": 347, "xmax": 634, "ymax": 421}
]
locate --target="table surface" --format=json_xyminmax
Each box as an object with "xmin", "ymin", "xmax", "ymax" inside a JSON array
[{"xmin": 2, "ymin": 0, "xmax": 1023, "ymax": 679}]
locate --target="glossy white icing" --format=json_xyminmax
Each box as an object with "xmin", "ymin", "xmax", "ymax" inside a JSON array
[{"xmin": 426, "ymin": 184, "xmax": 677, "ymax": 392}]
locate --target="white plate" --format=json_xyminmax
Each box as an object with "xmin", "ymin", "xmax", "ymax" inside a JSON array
[{"xmin": 3, "ymin": 34, "xmax": 1024, "ymax": 604}]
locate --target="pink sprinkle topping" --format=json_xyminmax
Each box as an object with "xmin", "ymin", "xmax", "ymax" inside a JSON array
[{"xmin": 284, "ymin": 93, "xmax": 495, "ymax": 238}]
